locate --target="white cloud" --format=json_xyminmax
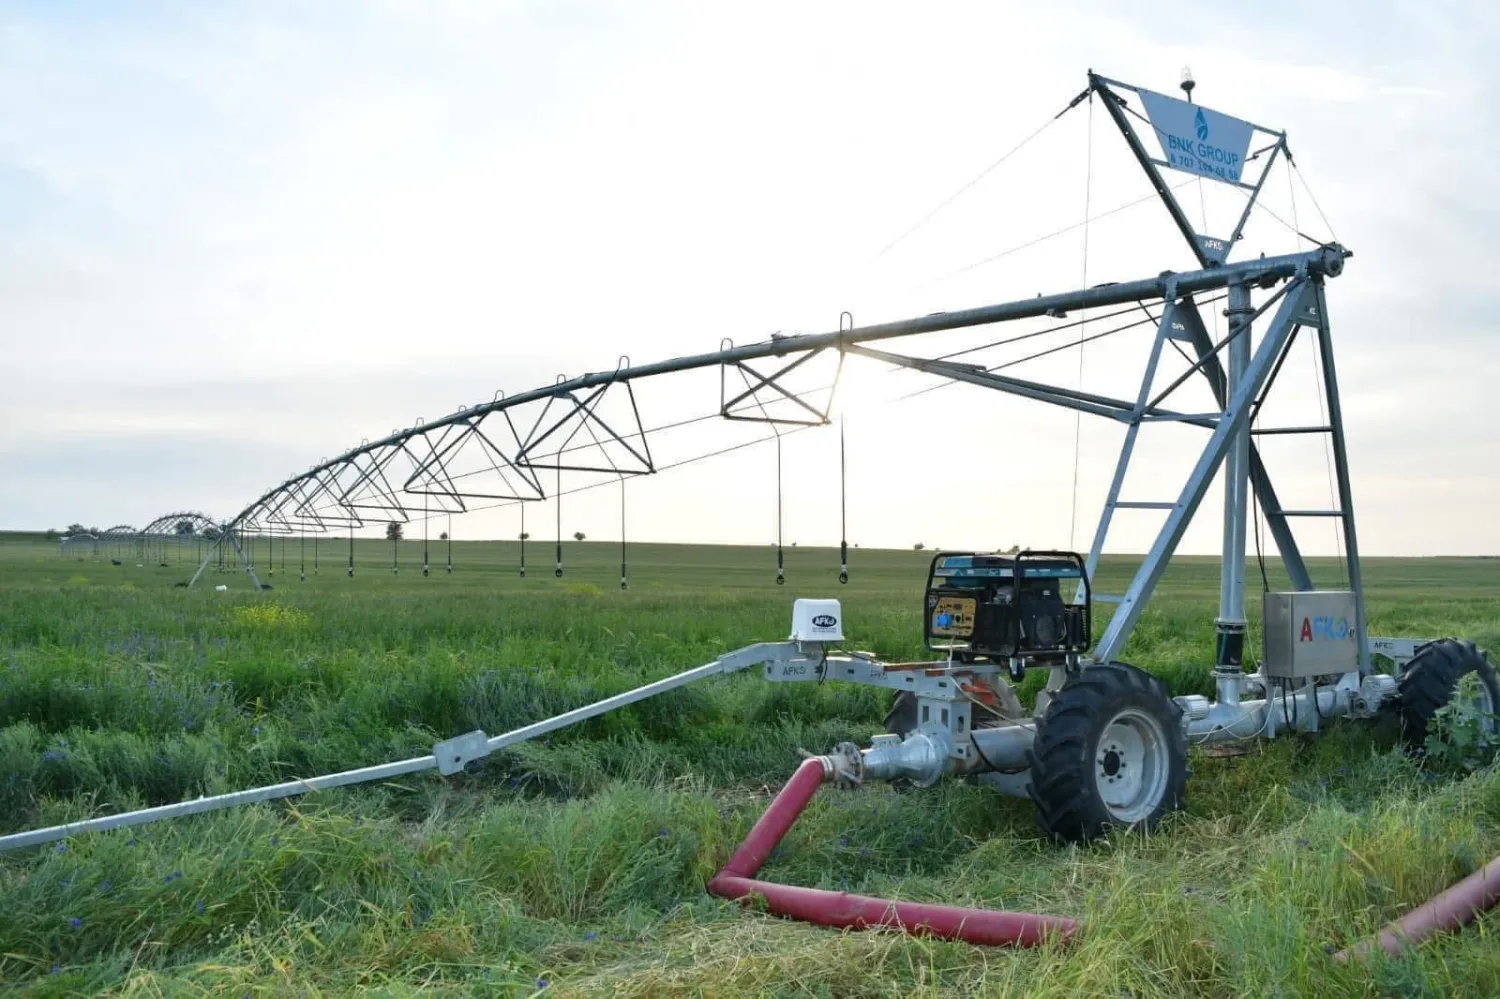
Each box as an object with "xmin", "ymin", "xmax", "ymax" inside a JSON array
[{"xmin": 2, "ymin": 0, "xmax": 1496, "ymax": 555}]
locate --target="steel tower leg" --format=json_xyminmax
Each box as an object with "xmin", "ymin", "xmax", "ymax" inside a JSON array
[
  {"xmin": 187, "ymin": 533, "xmax": 220, "ymax": 588},
  {"xmin": 1216, "ymin": 281, "xmax": 1254, "ymax": 690},
  {"xmin": 1312, "ymin": 280, "xmax": 1370, "ymax": 674}
]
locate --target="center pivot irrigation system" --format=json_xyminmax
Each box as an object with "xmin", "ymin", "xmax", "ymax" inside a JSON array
[{"xmin": 14, "ymin": 71, "xmax": 1499, "ymax": 949}]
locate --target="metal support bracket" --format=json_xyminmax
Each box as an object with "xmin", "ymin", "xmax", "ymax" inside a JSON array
[{"xmin": 434, "ymin": 730, "xmax": 491, "ymax": 775}]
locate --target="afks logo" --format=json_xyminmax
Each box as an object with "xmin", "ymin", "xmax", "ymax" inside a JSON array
[
  {"xmin": 811, "ymin": 614, "xmax": 838, "ymax": 629},
  {"xmin": 1299, "ymin": 615, "xmax": 1351, "ymax": 642}
]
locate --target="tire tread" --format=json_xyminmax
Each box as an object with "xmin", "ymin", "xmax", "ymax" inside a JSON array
[
  {"xmin": 1395, "ymin": 638, "xmax": 1498, "ymax": 749},
  {"xmin": 1026, "ymin": 662, "xmax": 1188, "ymax": 843}
]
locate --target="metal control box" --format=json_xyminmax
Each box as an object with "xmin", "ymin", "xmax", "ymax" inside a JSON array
[{"xmin": 1262, "ymin": 590, "xmax": 1358, "ymax": 678}]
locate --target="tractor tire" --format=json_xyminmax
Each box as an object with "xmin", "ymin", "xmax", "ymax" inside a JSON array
[
  {"xmin": 1395, "ymin": 639, "xmax": 1499, "ymax": 751},
  {"xmin": 1027, "ymin": 662, "xmax": 1187, "ymax": 844},
  {"xmin": 883, "ymin": 689, "xmax": 1001, "ymax": 737}
]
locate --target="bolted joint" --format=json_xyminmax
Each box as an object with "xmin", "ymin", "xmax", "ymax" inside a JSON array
[
  {"xmin": 1320, "ymin": 243, "xmax": 1348, "ymax": 277},
  {"xmin": 820, "ymin": 741, "xmax": 865, "ymax": 788},
  {"xmin": 434, "ymin": 730, "xmax": 491, "ymax": 775}
]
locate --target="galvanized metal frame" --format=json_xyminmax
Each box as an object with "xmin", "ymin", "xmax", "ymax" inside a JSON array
[
  {"xmin": 1082, "ymin": 73, "xmax": 1366, "ymax": 672},
  {"xmin": 191, "ymin": 240, "xmax": 1351, "ymax": 615},
  {"xmin": 191, "ymin": 70, "xmax": 1367, "ymax": 680},
  {"xmin": 1087, "ymin": 72, "xmax": 1288, "ymax": 267}
]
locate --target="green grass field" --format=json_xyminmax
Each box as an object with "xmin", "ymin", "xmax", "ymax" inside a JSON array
[{"xmin": 1, "ymin": 535, "xmax": 1499, "ymax": 996}]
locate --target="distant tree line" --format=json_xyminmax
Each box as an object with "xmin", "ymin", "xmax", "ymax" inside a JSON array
[{"xmin": 47, "ymin": 522, "xmax": 223, "ymax": 540}]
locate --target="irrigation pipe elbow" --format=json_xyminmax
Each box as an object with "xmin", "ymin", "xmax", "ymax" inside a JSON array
[{"xmin": 706, "ymin": 756, "xmax": 1079, "ymax": 947}]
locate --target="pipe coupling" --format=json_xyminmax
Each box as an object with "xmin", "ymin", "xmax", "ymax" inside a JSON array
[
  {"xmin": 1352, "ymin": 673, "xmax": 1398, "ymax": 718},
  {"xmin": 861, "ymin": 732, "xmax": 947, "ymax": 787}
]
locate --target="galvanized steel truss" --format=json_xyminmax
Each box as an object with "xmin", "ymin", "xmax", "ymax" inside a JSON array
[{"xmin": 194, "ymin": 72, "xmax": 1364, "ymax": 676}]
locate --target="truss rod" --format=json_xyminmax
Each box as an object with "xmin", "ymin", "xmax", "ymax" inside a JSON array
[
  {"xmin": 221, "ymin": 246, "xmax": 1347, "ymax": 535},
  {"xmin": 1251, "ymin": 425, "xmax": 1332, "ymax": 436},
  {"xmin": 1089, "ymin": 73, "xmax": 1209, "ymax": 268},
  {"xmin": 845, "ymin": 344, "xmax": 1219, "ymax": 428}
]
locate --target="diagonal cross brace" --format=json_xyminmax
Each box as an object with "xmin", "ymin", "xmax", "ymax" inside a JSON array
[
  {"xmin": 844, "ymin": 343, "xmax": 1218, "ymax": 428},
  {"xmin": 720, "ymin": 348, "xmax": 840, "ymax": 426},
  {"xmin": 515, "ymin": 382, "xmax": 655, "ymax": 474},
  {"xmin": 1093, "ymin": 280, "xmax": 1313, "ymax": 663},
  {"xmin": 1173, "ymin": 296, "xmax": 1313, "ymax": 591}
]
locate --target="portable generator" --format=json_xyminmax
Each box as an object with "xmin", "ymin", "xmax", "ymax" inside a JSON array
[{"xmin": 924, "ymin": 550, "xmax": 1091, "ymax": 666}]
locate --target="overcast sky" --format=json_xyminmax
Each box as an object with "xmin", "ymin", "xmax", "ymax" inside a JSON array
[{"xmin": 2, "ymin": 0, "xmax": 1496, "ymax": 556}]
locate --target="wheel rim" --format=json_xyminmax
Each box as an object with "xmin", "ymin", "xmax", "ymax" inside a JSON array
[
  {"xmin": 1457, "ymin": 673, "xmax": 1498, "ymax": 740},
  {"xmin": 1095, "ymin": 707, "xmax": 1171, "ymax": 824}
]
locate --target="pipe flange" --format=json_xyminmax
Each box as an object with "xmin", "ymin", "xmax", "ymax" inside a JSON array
[{"xmin": 826, "ymin": 741, "xmax": 866, "ymax": 788}]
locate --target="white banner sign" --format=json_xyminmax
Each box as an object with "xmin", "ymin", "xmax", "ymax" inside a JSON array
[{"xmin": 1136, "ymin": 88, "xmax": 1255, "ymax": 185}]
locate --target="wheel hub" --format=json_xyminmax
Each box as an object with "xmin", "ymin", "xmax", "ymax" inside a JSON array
[{"xmin": 1094, "ymin": 707, "xmax": 1171, "ymax": 823}]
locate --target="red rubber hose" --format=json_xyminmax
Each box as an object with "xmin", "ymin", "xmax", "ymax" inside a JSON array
[
  {"xmin": 716, "ymin": 757, "xmax": 829, "ymax": 879},
  {"xmin": 1334, "ymin": 854, "xmax": 1500, "ymax": 962},
  {"xmin": 706, "ymin": 757, "xmax": 1079, "ymax": 947}
]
